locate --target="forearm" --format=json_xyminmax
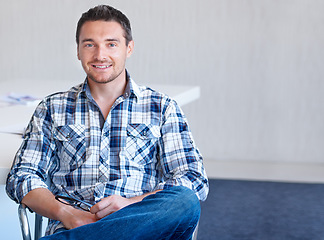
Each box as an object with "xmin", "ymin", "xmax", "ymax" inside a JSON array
[
  {"xmin": 159, "ymin": 100, "xmax": 209, "ymax": 201},
  {"xmin": 21, "ymin": 188, "xmax": 68, "ymax": 221},
  {"xmin": 22, "ymin": 188, "xmax": 97, "ymax": 230}
]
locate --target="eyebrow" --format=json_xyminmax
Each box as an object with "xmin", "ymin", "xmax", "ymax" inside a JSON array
[{"xmin": 81, "ymin": 38, "xmax": 120, "ymax": 43}]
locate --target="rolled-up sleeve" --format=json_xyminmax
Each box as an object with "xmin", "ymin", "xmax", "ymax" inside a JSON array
[
  {"xmin": 155, "ymin": 100, "xmax": 209, "ymax": 201},
  {"xmin": 6, "ymin": 101, "xmax": 54, "ymax": 203}
]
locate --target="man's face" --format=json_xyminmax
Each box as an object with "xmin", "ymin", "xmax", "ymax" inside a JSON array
[{"xmin": 77, "ymin": 20, "xmax": 134, "ymax": 85}]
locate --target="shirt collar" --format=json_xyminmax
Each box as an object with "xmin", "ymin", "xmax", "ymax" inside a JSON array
[
  {"xmin": 81, "ymin": 70, "xmax": 141, "ymax": 102},
  {"xmin": 126, "ymin": 71, "xmax": 141, "ymax": 101}
]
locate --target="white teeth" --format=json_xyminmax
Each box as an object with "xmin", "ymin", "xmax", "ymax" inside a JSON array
[{"xmin": 94, "ymin": 65, "xmax": 110, "ymax": 69}]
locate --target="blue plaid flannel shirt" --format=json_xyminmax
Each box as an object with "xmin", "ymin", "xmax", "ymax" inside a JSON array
[{"xmin": 6, "ymin": 74, "xmax": 209, "ymax": 234}]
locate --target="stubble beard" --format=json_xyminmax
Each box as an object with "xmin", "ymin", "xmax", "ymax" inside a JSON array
[{"xmin": 87, "ymin": 67, "xmax": 124, "ymax": 85}]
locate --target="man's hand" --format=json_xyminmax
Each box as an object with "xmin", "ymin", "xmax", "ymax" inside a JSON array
[
  {"xmin": 90, "ymin": 195, "xmax": 137, "ymax": 219},
  {"xmin": 90, "ymin": 190, "xmax": 161, "ymax": 220},
  {"xmin": 59, "ymin": 206, "xmax": 98, "ymax": 230}
]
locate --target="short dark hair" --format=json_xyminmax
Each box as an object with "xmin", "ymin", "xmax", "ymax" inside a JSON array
[{"xmin": 76, "ymin": 5, "xmax": 133, "ymax": 45}]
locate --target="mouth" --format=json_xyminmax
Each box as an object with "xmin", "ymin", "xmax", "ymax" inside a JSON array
[{"xmin": 92, "ymin": 64, "xmax": 112, "ymax": 69}]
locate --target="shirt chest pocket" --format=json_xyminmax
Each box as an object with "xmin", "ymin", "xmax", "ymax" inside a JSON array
[
  {"xmin": 53, "ymin": 124, "xmax": 87, "ymax": 170},
  {"xmin": 125, "ymin": 123, "xmax": 161, "ymax": 165}
]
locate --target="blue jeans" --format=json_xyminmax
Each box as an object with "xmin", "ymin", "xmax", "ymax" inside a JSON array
[{"xmin": 41, "ymin": 186, "xmax": 200, "ymax": 240}]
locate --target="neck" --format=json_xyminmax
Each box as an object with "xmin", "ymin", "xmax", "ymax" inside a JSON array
[
  {"xmin": 88, "ymin": 72, "xmax": 127, "ymax": 103},
  {"xmin": 87, "ymin": 71, "xmax": 127, "ymax": 119}
]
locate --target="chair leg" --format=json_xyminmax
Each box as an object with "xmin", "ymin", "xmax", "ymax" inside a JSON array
[
  {"xmin": 18, "ymin": 204, "xmax": 32, "ymax": 240},
  {"xmin": 192, "ymin": 220, "xmax": 199, "ymax": 240},
  {"xmin": 34, "ymin": 213, "xmax": 43, "ymax": 240}
]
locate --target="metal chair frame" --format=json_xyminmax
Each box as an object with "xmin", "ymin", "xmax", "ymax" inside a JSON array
[{"xmin": 18, "ymin": 204, "xmax": 43, "ymax": 240}]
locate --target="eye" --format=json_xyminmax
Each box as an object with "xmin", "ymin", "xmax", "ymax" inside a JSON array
[
  {"xmin": 108, "ymin": 43, "xmax": 117, "ymax": 48},
  {"xmin": 85, "ymin": 43, "xmax": 94, "ymax": 48}
]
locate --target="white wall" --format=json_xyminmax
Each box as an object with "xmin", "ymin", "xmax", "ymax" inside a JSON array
[
  {"xmin": 1, "ymin": 0, "xmax": 324, "ymax": 238},
  {"xmin": 1, "ymin": 0, "xmax": 323, "ymax": 164}
]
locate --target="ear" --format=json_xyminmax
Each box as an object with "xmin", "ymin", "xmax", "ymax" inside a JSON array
[
  {"xmin": 126, "ymin": 40, "xmax": 134, "ymax": 58},
  {"xmin": 77, "ymin": 45, "xmax": 81, "ymax": 60}
]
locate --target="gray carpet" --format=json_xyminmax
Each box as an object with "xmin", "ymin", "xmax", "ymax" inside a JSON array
[{"xmin": 198, "ymin": 179, "xmax": 324, "ymax": 240}]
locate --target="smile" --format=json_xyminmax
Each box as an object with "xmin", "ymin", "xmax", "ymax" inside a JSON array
[{"xmin": 92, "ymin": 65, "xmax": 111, "ymax": 69}]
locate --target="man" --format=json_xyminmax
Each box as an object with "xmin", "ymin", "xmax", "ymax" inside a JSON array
[{"xmin": 6, "ymin": 5, "xmax": 208, "ymax": 239}]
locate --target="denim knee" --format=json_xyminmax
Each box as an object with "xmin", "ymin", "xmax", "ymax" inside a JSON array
[{"xmin": 160, "ymin": 186, "xmax": 201, "ymax": 223}]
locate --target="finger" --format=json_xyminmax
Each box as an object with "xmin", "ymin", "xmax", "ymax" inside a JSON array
[
  {"xmin": 90, "ymin": 196, "xmax": 123, "ymax": 219},
  {"xmin": 90, "ymin": 195, "xmax": 117, "ymax": 214},
  {"xmin": 90, "ymin": 198, "xmax": 109, "ymax": 214},
  {"xmin": 94, "ymin": 206, "xmax": 116, "ymax": 219}
]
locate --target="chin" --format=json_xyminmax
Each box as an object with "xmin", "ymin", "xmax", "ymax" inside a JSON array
[{"xmin": 88, "ymin": 75, "xmax": 114, "ymax": 84}]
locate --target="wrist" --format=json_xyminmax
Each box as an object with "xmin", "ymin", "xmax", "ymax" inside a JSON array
[
  {"xmin": 130, "ymin": 190, "xmax": 162, "ymax": 202},
  {"xmin": 57, "ymin": 204, "xmax": 97, "ymax": 229},
  {"xmin": 56, "ymin": 203, "xmax": 76, "ymax": 224}
]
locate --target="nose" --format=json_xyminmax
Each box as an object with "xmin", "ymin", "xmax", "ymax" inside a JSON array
[{"xmin": 94, "ymin": 45, "xmax": 108, "ymax": 61}]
